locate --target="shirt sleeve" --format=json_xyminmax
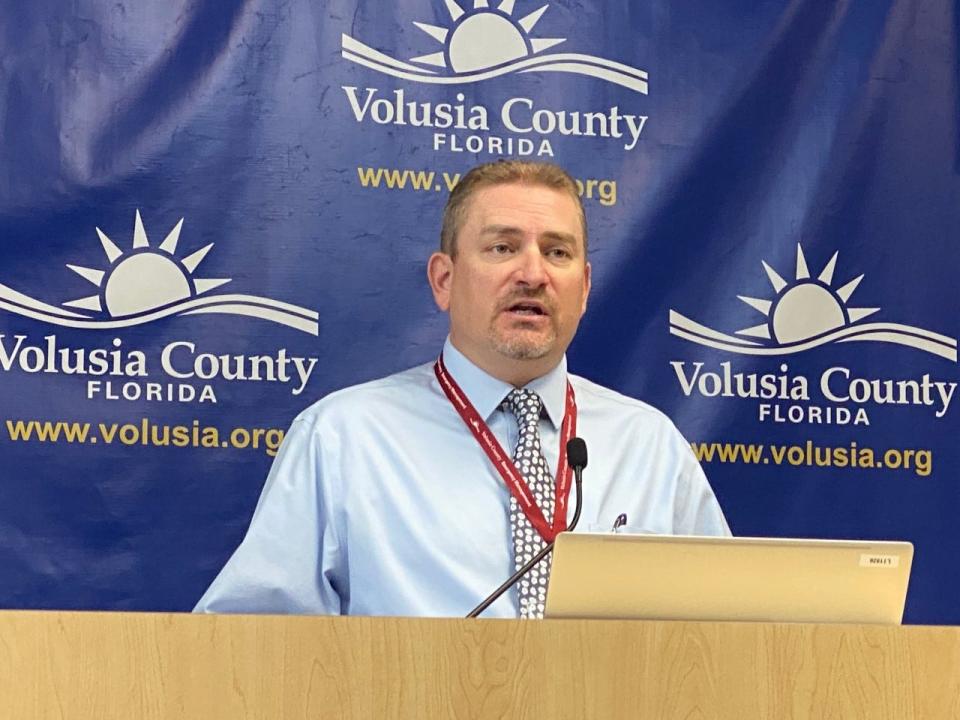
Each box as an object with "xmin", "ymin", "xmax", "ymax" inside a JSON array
[
  {"xmin": 673, "ymin": 441, "xmax": 732, "ymax": 537},
  {"xmin": 193, "ymin": 415, "xmax": 344, "ymax": 614}
]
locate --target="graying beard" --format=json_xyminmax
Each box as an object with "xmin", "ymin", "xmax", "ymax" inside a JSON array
[{"xmin": 490, "ymin": 333, "xmax": 554, "ymax": 360}]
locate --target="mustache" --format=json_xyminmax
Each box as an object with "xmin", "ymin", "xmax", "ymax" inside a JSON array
[{"xmin": 497, "ymin": 289, "xmax": 556, "ymax": 313}]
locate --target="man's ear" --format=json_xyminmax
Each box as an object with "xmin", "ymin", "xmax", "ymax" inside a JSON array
[
  {"xmin": 580, "ymin": 261, "xmax": 592, "ymax": 316},
  {"xmin": 427, "ymin": 252, "xmax": 454, "ymax": 311}
]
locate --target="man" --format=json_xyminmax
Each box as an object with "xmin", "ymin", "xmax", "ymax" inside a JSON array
[{"xmin": 195, "ymin": 160, "xmax": 729, "ymax": 619}]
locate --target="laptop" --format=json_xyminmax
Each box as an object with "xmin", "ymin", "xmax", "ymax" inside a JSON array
[{"xmin": 543, "ymin": 532, "xmax": 914, "ymax": 624}]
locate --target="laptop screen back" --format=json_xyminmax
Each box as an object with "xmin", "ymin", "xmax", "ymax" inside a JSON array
[{"xmin": 544, "ymin": 533, "xmax": 913, "ymax": 624}]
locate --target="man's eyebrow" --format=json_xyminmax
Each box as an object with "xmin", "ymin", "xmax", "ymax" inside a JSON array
[
  {"xmin": 540, "ymin": 231, "xmax": 578, "ymax": 246},
  {"xmin": 479, "ymin": 225, "xmax": 579, "ymax": 247},
  {"xmin": 479, "ymin": 224, "xmax": 524, "ymax": 238}
]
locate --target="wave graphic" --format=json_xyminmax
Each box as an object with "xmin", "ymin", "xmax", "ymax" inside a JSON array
[
  {"xmin": 342, "ymin": 34, "xmax": 649, "ymax": 94},
  {"xmin": 0, "ymin": 284, "xmax": 318, "ymax": 335},
  {"xmin": 669, "ymin": 310, "xmax": 957, "ymax": 362}
]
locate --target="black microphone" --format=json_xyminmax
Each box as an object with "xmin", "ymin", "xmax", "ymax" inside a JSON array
[
  {"xmin": 566, "ymin": 437, "xmax": 588, "ymax": 471},
  {"xmin": 467, "ymin": 437, "xmax": 588, "ymax": 618}
]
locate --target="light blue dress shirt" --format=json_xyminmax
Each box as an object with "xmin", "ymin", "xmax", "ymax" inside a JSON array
[{"xmin": 195, "ymin": 339, "xmax": 730, "ymax": 617}]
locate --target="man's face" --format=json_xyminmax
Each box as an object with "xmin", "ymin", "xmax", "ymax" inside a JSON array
[{"xmin": 428, "ymin": 182, "xmax": 591, "ymax": 385}]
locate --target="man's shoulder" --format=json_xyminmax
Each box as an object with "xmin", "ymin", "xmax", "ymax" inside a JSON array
[
  {"xmin": 568, "ymin": 373, "xmax": 685, "ymax": 435},
  {"xmin": 292, "ymin": 361, "xmax": 437, "ymax": 428},
  {"xmin": 569, "ymin": 373, "xmax": 666, "ymax": 418}
]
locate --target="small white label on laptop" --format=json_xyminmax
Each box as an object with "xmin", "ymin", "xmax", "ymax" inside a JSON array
[{"xmin": 860, "ymin": 554, "xmax": 900, "ymax": 568}]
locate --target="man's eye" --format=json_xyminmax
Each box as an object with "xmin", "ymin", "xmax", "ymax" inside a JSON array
[
  {"xmin": 491, "ymin": 244, "xmax": 512, "ymax": 254},
  {"xmin": 547, "ymin": 248, "xmax": 572, "ymax": 259}
]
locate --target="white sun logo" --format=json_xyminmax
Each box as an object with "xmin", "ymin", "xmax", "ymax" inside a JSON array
[
  {"xmin": 735, "ymin": 245, "xmax": 879, "ymax": 344},
  {"xmin": 63, "ymin": 210, "xmax": 230, "ymax": 318},
  {"xmin": 409, "ymin": 1, "xmax": 565, "ymax": 74},
  {"xmin": 341, "ymin": 1, "xmax": 647, "ymax": 92},
  {"xmin": 669, "ymin": 244, "xmax": 955, "ymax": 360}
]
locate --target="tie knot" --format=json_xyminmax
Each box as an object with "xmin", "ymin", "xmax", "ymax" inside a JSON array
[{"xmin": 505, "ymin": 388, "xmax": 543, "ymax": 427}]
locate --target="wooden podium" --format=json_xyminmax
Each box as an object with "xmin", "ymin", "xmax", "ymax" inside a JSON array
[{"xmin": 1, "ymin": 611, "xmax": 958, "ymax": 719}]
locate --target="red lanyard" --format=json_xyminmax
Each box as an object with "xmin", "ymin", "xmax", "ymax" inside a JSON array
[{"xmin": 434, "ymin": 354, "xmax": 577, "ymax": 543}]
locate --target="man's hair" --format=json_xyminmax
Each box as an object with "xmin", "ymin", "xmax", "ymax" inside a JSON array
[{"xmin": 440, "ymin": 160, "xmax": 587, "ymax": 257}]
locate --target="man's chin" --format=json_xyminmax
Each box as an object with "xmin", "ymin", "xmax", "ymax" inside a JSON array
[{"xmin": 490, "ymin": 331, "xmax": 556, "ymax": 361}]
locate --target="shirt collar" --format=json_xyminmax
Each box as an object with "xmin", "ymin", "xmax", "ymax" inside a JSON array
[{"xmin": 441, "ymin": 337, "xmax": 568, "ymax": 430}]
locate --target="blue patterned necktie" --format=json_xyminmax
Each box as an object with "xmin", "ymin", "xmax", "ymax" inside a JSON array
[{"xmin": 504, "ymin": 388, "xmax": 555, "ymax": 619}]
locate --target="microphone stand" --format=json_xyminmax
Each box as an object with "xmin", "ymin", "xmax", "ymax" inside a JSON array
[{"xmin": 466, "ymin": 463, "xmax": 585, "ymax": 619}]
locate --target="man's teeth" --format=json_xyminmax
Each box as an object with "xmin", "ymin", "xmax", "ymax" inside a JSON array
[{"xmin": 512, "ymin": 305, "xmax": 543, "ymax": 315}]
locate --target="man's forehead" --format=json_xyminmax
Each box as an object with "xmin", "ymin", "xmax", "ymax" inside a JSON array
[{"xmin": 464, "ymin": 183, "xmax": 583, "ymax": 234}]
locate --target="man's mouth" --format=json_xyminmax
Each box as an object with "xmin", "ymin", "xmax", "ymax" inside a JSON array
[{"xmin": 506, "ymin": 301, "xmax": 548, "ymax": 316}]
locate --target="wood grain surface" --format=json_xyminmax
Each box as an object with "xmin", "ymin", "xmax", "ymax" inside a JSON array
[{"xmin": 0, "ymin": 611, "xmax": 958, "ymax": 719}]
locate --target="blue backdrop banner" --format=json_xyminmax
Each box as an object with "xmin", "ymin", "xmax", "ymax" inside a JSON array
[{"xmin": 1, "ymin": 0, "xmax": 957, "ymax": 623}]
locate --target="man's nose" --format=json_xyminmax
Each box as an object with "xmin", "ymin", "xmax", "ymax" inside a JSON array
[{"xmin": 514, "ymin": 246, "xmax": 549, "ymax": 286}]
